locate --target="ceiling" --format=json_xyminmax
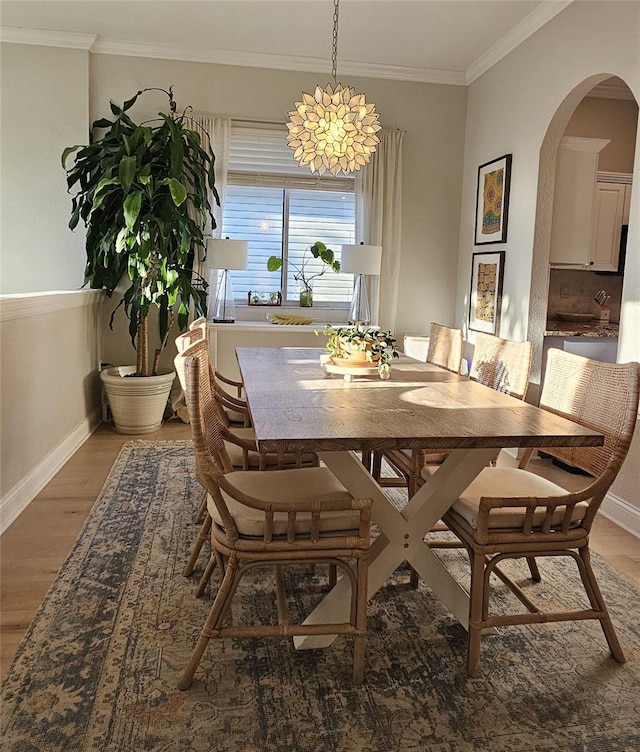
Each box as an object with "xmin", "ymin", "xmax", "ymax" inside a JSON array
[{"xmin": 0, "ymin": 0, "xmax": 576, "ymax": 85}]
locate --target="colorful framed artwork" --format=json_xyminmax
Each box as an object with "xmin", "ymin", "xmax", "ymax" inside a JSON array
[
  {"xmin": 474, "ymin": 154, "xmax": 512, "ymax": 245},
  {"xmin": 469, "ymin": 251, "xmax": 505, "ymax": 335}
]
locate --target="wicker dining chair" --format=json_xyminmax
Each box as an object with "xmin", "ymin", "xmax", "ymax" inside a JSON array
[
  {"xmin": 371, "ymin": 322, "xmax": 464, "ymax": 494},
  {"xmin": 177, "ymin": 341, "xmax": 372, "ymax": 689},
  {"xmin": 432, "ymin": 348, "xmax": 639, "ymax": 677},
  {"xmin": 174, "ymin": 332, "xmax": 319, "ymax": 581},
  {"xmin": 188, "ymin": 317, "xmax": 246, "ymax": 425}
]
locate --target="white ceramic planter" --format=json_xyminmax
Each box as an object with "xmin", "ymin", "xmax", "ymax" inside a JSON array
[{"xmin": 100, "ymin": 366, "xmax": 175, "ymax": 435}]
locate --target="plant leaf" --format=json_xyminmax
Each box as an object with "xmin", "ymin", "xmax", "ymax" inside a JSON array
[
  {"xmin": 124, "ymin": 191, "xmax": 142, "ymax": 230},
  {"xmin": 167, "ymin": 178, "xmax": 187, "ymax": 206},
  {"xmin": 118, "ymin": 156, "xmax": 137, "ymax": 193}
]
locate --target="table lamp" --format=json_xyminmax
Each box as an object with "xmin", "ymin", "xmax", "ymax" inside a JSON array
[
  {"xmin": 206, "ymin": 237, "xmax": 248, "ymax": 323},
  {"xmin": 340, "ymin": 243, "xmax": 382, "ymax": 325}
]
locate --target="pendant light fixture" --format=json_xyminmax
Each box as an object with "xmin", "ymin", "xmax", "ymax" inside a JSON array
[{"xmin": 286, "ymin": 0, "xmax": 382, "ymax": 176}]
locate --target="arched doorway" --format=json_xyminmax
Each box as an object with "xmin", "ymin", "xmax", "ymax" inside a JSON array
[{"xmin": 527, "ymin": 75, "xmax": 637, "ymax": 401}]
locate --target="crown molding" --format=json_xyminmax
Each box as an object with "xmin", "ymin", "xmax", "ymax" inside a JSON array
[
  {"xmin": 91, "ymin": 37, "xmax": 466, "ymax": 86},
  {"xmin": 465, "ymin": 0, "xmax": 574, "ymax": 84},
  {"xmin": 0, "ymin": 25, "xmax": 96, "ymax": 50}
]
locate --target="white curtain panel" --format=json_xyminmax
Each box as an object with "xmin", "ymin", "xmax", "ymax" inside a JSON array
[{"xmin": 355, "ymin": 129, "xmax": 405, "ymax": 332}]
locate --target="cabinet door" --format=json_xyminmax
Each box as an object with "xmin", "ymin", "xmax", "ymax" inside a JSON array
[
  {"xmin": 590, "ymin": 183, "xmax": 625, "ymax": 271},
  {"xmin": 549, "ymin": 138, "xmax": 609, "ymax": 266}
]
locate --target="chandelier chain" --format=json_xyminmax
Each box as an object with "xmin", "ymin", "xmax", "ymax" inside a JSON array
[{"xmin": 331, "ymin": 0, "xmax": 339, "ymax": 84}]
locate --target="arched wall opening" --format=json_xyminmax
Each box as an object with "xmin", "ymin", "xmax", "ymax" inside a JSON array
[{"xmin": 527, "ymin": 74, "xmax": 637, "ymax": 401}]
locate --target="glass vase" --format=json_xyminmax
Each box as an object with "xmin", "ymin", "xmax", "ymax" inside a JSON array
[{"xmin": 299, "ymin": 287, "xmax": 313, "ymax": 307}]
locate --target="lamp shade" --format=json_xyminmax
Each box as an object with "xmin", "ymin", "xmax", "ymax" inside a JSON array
[
  {"xmin": 340, "ymin": 243, "xmax": 382, "ymax": 275},
  {"xmin": 205, "ymin": 238, "xmax": 248, "ymax": 271}
]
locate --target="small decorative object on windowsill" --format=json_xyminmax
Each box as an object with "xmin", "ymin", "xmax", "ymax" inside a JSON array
[
  {"xmin": 247, "ymin": 291, "xmax": 282, "ymax": 307},
  {"xmin": 267, "ymin": 241, "xmax": 340, "ymax": 309},
  {"xmin": 317, "ymin": 324, "xmax": 399, "ymax": 379}
]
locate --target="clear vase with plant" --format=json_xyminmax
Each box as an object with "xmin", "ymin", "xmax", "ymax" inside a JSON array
[{"xmin": 267, "ymin": 241, "xmax": 340, "ymax": 307}]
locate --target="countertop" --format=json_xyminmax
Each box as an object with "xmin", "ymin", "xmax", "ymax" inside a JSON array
[{"xmin": 545, "ymin": 319, "xmax": 619, "ymax": 338}]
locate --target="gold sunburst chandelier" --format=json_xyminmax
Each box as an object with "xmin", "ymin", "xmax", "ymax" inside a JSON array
[{"xmin": 286, "ymin": 0, "xmax": 382, "ymax": 176}]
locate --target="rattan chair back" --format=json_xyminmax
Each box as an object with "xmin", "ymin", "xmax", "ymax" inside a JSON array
[
  {"xmin": 469, "ymin": 333, "xmax": 532, "ymax": 399},
  {"xmin": 427, "ymin": 322, "xmax": 463, "ymax": 373},
  {"xmin": 538, "ymin": 348, "xmax": 639, "ymax": 489}
]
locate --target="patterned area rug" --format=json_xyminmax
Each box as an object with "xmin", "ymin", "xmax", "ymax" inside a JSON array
[{"xmin": 2, "ymin": 441, "xmax": 640, "ymax": 752}]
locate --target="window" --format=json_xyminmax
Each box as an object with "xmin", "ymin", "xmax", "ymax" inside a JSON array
[{"xmin": 220, "ymin": 128, "xmax": 356, "ymax": 305}]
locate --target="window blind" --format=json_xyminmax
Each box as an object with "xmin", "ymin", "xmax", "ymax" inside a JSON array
[{"xmin": 222, "ymin": 127, "xmax": 356, "ymax": 304}]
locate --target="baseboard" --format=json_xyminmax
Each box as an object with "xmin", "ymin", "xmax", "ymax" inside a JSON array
[
  {"xmin": 600, "ymin": 491, "xmax": 640, "ymax": 539},
  {"xmin": 0, "ymin": 408, "xmax": 102, "ymax": 534}
]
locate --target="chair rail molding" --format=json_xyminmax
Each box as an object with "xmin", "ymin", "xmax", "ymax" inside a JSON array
[{"xmin": 0, "ymin": 289, "xmax": 103, "ymax": 322}]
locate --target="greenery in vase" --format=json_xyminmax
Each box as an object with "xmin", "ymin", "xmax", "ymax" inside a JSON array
[
  {"xmin": 317, "ymin": 324, "xmax": 399, "ymax": 374},
  {"xmin": 267, "ymin": 241, "xmax": 340, "ymax": 298},
  {"xmin": 62, "ymin": 87, "xmax": 219, "ymax": 376}
]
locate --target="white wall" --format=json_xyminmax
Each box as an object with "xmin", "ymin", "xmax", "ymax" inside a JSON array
[
  {"xmin": 88, "ymin": 54, "xmax": 468, "ymax": 351},
  {"xmin": 458, "ymin": 0, "xmax": 640, "ymax": 523},
  {"xmin": 0, "ymin": 44, "xmax": 89, "ymax": 293},
  {"xmin": 457, "ymin": 0, "xmax": 639, "ymax": 362}
]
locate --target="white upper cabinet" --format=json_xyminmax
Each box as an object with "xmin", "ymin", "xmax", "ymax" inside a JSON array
[
  {"xmin": 549, "ymin": 137, "xmax": 610, "ymax": 267},
  {"xmin": 590, "ymin": 182, "xmax": 626, "ymax": 271}
]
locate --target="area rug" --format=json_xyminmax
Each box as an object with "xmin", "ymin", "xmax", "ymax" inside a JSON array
[{"xmin": 2, "ymin": 441, "xmax": 640, "ymax": 752}]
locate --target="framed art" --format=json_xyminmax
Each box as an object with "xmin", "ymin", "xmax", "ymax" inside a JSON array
[
  {"xmin": 469, "ymin": 251, "xmax": 505, "ymax": 334},
  {"xmin": 474, "ymin": 154, "xmax": 512, "ymax": 245}
]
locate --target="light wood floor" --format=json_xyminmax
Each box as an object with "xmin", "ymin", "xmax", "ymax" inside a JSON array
[{"xmin": 1, "ymin": 422, "xmax": 639, "ymax": 680}]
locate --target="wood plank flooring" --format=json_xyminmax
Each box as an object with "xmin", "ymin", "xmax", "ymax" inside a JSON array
[{"xmin": 1, "ymin": 422, "xmax": 639, "ymax": 680}]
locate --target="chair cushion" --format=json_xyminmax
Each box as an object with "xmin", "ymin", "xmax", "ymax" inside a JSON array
[
  {"xmin": 210, "ymin": 466, "xmax": 359, "ymax": 537},
  {"xmin": 422, "ymin": 466, "xmax": 588, "ymax": 530},
  {"xmin": 224, "ymin": 406, "xmax": 246, "ymax": 425}
]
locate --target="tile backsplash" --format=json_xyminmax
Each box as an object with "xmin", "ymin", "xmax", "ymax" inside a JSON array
[{"xmin": 548, "ymin": 269, "xmax": 622, "ymax": 322}]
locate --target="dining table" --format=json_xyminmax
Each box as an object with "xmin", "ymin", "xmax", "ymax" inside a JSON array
[{"xmin": 235, "ymin": 346, "xmax": 604, "ymax": 650}]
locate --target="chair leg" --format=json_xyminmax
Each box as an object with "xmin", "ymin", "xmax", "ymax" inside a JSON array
[
  {"xmin": 578, "ymin": 546, "xmax": 625, "ymax": 663},
  {"xmin": 183, "ymin": 513, "xmax": 212, "ymax": 577},
  {"xmin": 409, "ymin": 566, "xmax": 420, "ymax": 588},
  {"xmin": 178, "ymin": 556, "xmax": 238, "ymax": 691},
  {"xmin": 467, "ymin": 551, "xmax": 485, "ymax": 678},
  {"xmin": 195, "ymin": 552, "xmax": 218, "ymax": 597},
  {"xmin": 329, "ymin": 563, "xmax": 337, "ymax": 588},
  {"xmin": 194, "ymin": 489, "xmax": 207, "ymax": 524},
  {"xmin": 360, "ymin": 449, "xmax": 372, "ymax": 472},
  {"xmin": 526, "ymin": 556, "xmax": 541, "ymax": 582}
]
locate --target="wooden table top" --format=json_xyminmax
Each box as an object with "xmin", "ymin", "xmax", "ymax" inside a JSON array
[{"xmin": 236, "ymin": 347, "xmax": 604, "ymax": 454}]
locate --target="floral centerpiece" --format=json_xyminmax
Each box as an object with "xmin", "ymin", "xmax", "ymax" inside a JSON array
[{"xmin": 318, "ymin": 324, "xmax": 399, "ymax": 375}]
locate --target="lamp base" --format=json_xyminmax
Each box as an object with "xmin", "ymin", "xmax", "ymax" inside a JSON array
[
  {"xmin": 212, "ymin": 316, "xmax": 235, "ymax": 324},
  {"xmin": 348, "ymin": 274, "xmax": 371, "ymax": 326}
]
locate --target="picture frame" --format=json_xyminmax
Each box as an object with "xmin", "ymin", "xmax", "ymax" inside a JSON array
[
  {"xmin": 468, "ymin": 251, "xmax": 505, "ymax": 335},
  {"xmin": 474, "ymin": 154, "xmax": 512, "ymax": 245}
]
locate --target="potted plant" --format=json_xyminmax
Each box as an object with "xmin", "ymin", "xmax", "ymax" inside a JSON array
[
  {"xmin": 62, "ymin": 87, "xmax": 218, "ymax": 433},
  {"xmin": 318, "ymin": 324, "xmax": 399, "ymax": 376},
  {"xmin": 267, "ymin": 241, "xmax": 340, "ymax": 307}
]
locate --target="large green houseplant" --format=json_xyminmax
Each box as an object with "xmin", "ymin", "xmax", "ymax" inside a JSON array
[{"xmin": 63, "ymin": 87, "xmax": 218, "ymax": 432}]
